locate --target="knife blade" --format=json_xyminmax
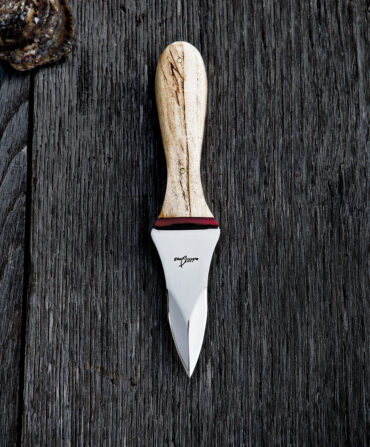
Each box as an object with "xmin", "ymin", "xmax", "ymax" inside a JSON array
[{"xmin": 151, "ymin": 42, "xmax": 220, "ymax": 377}]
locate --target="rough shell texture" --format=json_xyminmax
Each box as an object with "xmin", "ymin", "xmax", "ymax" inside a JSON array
[{"xmin": 0, "ymin": 0, "xmax": 74, "ymax": 71}]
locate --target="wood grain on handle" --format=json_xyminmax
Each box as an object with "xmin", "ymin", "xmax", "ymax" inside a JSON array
[{"xmin": 155, "ymin": 41, "xmax": 213, "ymax": 218}]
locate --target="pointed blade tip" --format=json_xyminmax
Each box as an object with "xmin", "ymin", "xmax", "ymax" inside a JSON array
[
  {"xmin": 168, "ymin": 289, "xmax": 207, "ymax": 378},
  {"xmin": 181, "ymin": 358, "xmax": 195, "ymax": 378}
]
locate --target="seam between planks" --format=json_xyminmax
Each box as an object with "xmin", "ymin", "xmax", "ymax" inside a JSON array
[{"xmin": 17, "ymin": 71, "xmax": 34, "ymax": 447}]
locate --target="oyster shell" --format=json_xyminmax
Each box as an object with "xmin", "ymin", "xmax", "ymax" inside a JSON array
[{"xmin": 0, "ymin": 0, "xmax": 74, "ymax": 71}]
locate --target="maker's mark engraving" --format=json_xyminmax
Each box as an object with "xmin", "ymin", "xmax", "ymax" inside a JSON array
[{"xmin": 174, "ymin": 256, "xmax": 199, "ymax": 268}]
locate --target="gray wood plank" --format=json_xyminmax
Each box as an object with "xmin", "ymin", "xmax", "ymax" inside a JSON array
[
  {"xmin": 22, "ymin": 0, "xmax": 368, "ymax": 445},
  {"xmin": 0, "ymin": 64, "xmax": 29, "ymax": 446}
]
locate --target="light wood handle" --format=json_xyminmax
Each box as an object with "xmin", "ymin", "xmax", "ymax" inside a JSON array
[{"xmin": 155, "ymin": 41, "xmax": 213, "ymax": 218}]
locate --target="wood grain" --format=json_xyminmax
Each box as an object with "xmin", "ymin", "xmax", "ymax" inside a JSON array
[
  {"xmin": 0, "ymin": 0, "xmax": 366, "ymax": 446},
  {"xmin": 155, "ymin": 41, "xmax": 213, "ymax": 218},
  {"xmin": 0, "ymin": 64, "xmax": 29, "ymax": 446}
]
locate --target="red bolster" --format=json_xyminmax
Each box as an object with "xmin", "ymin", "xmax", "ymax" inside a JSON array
[{"xmin": 154, "ymin": 217, "xmax": 219, "ymax": 229}]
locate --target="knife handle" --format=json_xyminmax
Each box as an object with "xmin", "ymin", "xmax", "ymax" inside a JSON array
[{"xmin": 155, "ymin": 41, "xmax": 213, "ymax": 219}]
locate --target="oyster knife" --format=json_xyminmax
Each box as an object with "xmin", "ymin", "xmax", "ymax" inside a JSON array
[{"xmin": 151, "ymin": 42, "xmax": 220, "ymax": 377}]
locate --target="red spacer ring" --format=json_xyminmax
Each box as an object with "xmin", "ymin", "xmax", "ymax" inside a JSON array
[{"xmin": 154, "ymin": 217, "xmax": 219, "ymax": 229}]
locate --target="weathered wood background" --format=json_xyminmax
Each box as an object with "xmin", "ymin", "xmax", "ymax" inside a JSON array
[{"xmin": 0, "ymin": 1, "xmax": 368, "ymax": 445}]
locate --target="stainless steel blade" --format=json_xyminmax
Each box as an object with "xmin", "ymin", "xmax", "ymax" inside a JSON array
[{"xmin": 151, "ymin": 228, "xmax": 220, "ymax": 376}]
